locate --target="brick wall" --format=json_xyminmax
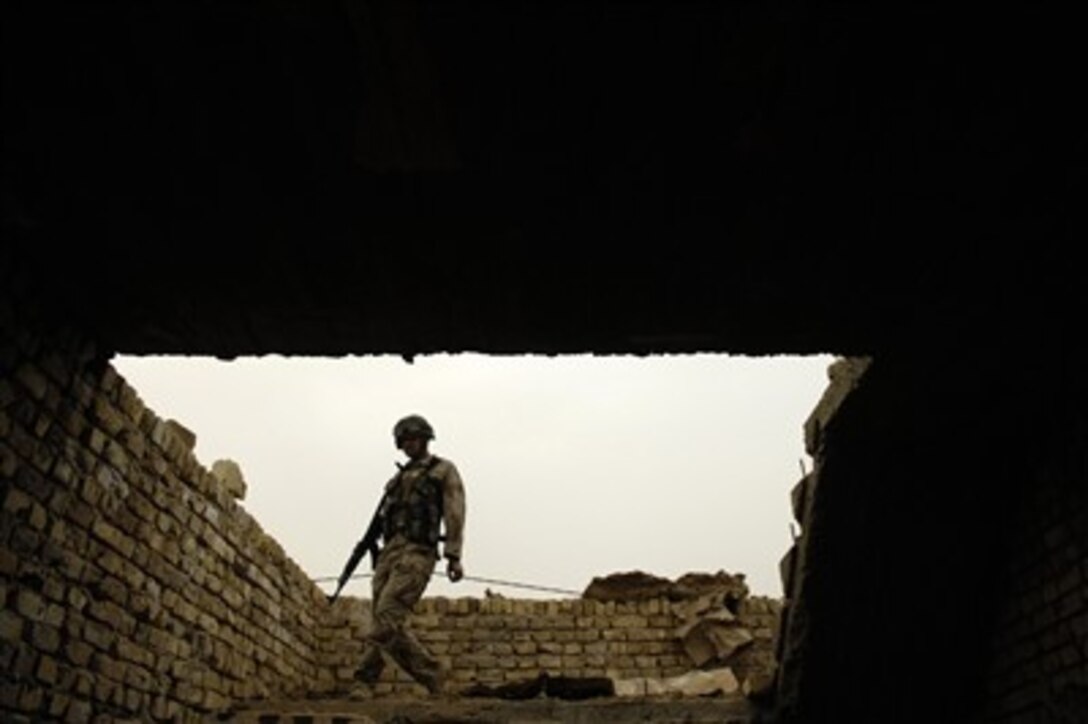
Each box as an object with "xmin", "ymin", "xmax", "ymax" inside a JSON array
[
  {"xmin": 319, "ymin": 594, "xmax": 780, "ymax": 697},
  {"xmin": 1, "ymin": 329, "xmax": 325, "ymax": 722},
  {"xmin": 772, "ymin": 355, "xmax": 1088, "ymax": 723},
  {"xmin": 981, "ymin": 417, "xmax": 1088, "ymax": 722}
]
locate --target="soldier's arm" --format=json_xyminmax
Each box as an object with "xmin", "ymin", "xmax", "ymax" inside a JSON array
[{"xmin": 440, "ymin": 461, "xmax": 466, "ymax": 563}]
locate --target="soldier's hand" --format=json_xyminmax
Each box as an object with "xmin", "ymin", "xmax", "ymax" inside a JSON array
[{"xmin": 446, "ymin": 557, "xmax": 464, "ymax": 583}]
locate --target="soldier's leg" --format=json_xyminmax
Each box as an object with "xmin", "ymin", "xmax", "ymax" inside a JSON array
[
  {"xmin": 371, "ymin": 549, "xmax": 442, "ymax": 688},
  {"xmin": 353, "ymin": 554, "xmax": 393, "ymax": 683}
]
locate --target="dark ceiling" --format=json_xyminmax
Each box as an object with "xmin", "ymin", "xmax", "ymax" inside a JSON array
[{"xmin": 3, "ymin": 2, "xmax": 1080, "ymax": 359}]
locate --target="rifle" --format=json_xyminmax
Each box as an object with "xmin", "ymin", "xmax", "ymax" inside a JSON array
[{"xmin": 327, "ymin": 489, "xmax": 388, "ymax": 603}]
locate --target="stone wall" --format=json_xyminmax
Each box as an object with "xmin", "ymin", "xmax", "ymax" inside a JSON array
[
  {"xmin": 1, "ymin": 327, "xmax": 326, "ymax": 722},
  {"xmin": 319, "ymin": 594, "xmax": 781, "ymax": 697}
]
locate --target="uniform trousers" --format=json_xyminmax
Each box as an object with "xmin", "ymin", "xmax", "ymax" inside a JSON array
[{"xmin": 354, "ymin": 541, "xmax": 441, "ymax": 687}]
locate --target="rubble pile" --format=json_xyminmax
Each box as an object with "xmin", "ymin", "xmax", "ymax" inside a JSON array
[{"xmin": 583, "ymin": 570, "xmax": 779, "ymax": 700}]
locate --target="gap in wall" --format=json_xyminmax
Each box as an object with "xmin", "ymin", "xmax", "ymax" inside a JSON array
[{"xmin": 110, "ymin": 352, "xmax": 836, "ymax": 600}]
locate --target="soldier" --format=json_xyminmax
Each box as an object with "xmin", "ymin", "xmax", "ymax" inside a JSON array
[{"xmin": 351, "ymin": 414, "xmax": 466, "ymax": 698}]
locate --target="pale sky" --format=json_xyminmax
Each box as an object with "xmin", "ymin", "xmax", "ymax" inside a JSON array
[{"xmin": 110, "ymin": 353, "xmax": 836, "ymax": 600}]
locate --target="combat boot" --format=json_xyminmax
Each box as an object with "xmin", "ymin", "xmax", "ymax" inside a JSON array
[
  {"xmin": 417, "ymin": 669, "xmax": 447, "ymax": 697},
  {"xmin": 347, "ymin": 683, "xmax": 376, "ymax": 701}
]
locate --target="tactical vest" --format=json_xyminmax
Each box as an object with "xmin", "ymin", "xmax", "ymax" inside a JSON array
[{"xmin": 380, "ymin": 457, "xmax": 445, "ymax": 547}]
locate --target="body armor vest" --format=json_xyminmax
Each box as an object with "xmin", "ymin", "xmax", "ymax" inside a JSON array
[{"xmin": 380, "ymin": 457, "xmax": 444, "ymax": 547}]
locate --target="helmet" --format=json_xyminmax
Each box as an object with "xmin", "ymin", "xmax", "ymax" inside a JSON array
[{"xmin": 393, "ymin": 415, "xmax": 435, "ymax": 448}]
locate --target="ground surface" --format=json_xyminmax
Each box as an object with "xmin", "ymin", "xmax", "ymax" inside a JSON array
[{"xmin": 224, "ymin": 694, "xmax": 763, "ymax": 723}]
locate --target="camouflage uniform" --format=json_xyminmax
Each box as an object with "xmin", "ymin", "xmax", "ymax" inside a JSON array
[{"xmin": 354, "ymin": 454, "xmax": 465, "ymax": 690}]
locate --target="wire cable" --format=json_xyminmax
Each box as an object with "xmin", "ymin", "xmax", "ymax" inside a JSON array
[{"xmin": 313, "ymin": 571, "xmax": 581, "ymax": 597}]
